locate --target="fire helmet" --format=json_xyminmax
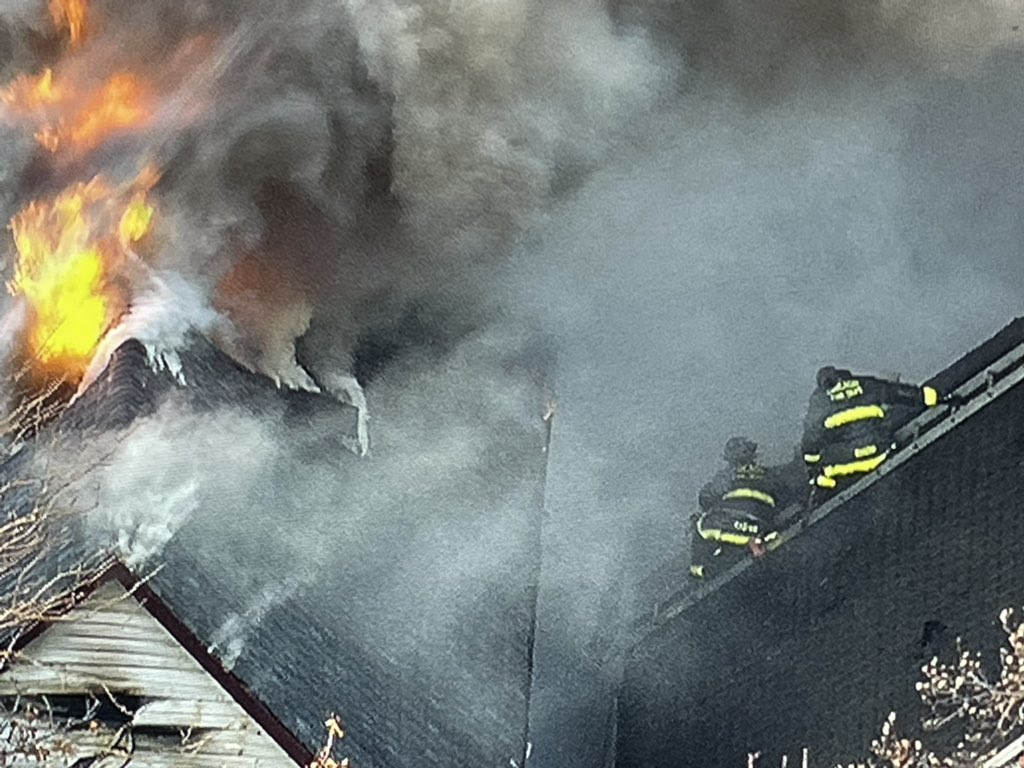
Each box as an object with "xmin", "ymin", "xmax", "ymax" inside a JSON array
[
  {"xmin": 816, "ymin": 365, "xmax": 851, "ymax": 390},
  {"xmin": 723, "ymin": 436, "xmax": 757, "ymax": 465}
]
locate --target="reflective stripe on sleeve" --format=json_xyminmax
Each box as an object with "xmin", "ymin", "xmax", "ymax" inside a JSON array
[
  {"xmin": 695, "ymin": 514, "xmax": 756, "ymax": 546},
  {"xmin": 823, "ymin": 405, "xmax": 886, "ymax": 429}
]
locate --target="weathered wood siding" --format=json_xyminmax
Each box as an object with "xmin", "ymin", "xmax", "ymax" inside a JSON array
[{"xmin": 0, "ymin": 581, "xmax": 297, "ymax": 766}]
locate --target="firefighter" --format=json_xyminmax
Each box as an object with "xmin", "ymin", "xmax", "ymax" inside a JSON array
[
  {"xmin": 801, "ymin": 365, "xmax": 951, "ymax": 502},
  {"xmin": 689, "ymin": 437, "xmax": 797, "ymax": 580}
]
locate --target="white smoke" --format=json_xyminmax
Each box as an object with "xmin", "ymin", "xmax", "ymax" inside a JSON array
[
  {"xmin": 208, "ymin": 571, "xmax": 305, "ymax": 669},
  {"xmin": 75, "ymin": 270, "xmax": 224, "ymax": 398},
  {"xmin": 64, "ymin": 402, "xmax": 279, "ymax": 567}
]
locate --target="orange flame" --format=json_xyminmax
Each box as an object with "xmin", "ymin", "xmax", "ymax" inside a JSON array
[
  {"xmin": 49, "ymin": 0, "xmax": 89, "ymax": 47},
  {"xmin": 7, "ymin": 172, "xmax": 157, "ymax": 377},
  {"xmin": 0, "ymin": 0, "xmax": 173, "ymax": 384},
  {"xmin": 33, "ymin": 72, "xmax": 152, "ymax": 154},
  {"xmin": 1, "ymin": 68, "xmax": 153, "ymax": 154}
]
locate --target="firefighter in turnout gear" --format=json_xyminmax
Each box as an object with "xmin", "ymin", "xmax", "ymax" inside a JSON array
[
  {"xmin": 802, "ymin": 366, "xmax": 944, "ymax": 502},
  {"xmin": 689, "ymin": 437, "xmax": 795, "ymax": 580}
]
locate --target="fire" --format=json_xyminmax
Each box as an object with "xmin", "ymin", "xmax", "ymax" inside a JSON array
[
  {"xmin": 0, "ymin": 1, "xmax": 174, "ymax": 387},
  {"xmin": 0, "ymin": 68, "xmax": 153, "ymax": 155},
  {"xmin": 7, "ymin": 173, "xmax": 157, "ymax": 377},
  {"xmin": 49, "ymin": 0, "xmax": 89, "ymax": 47},
  {"xmin": 0, "ymin": 69, "xmax": 63, "ymax": 110},
  {"xmin": 34, "ymin": 72, "xmax": 152, "ymax": 154}
]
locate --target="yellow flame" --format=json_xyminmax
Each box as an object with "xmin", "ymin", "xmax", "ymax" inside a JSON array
[
  {"xmin": 7, "ymin": 174, "xmax": 156, "ymax": 376},
  {"xmin": 0, "ymin": 68, "xmax": 62, "ymax": 109},
  {"xmin": 49, "ymin": 0, "xmax": 88, "ymax": 47},
  {"xmin": 118, "ymin": 194, "xmax": 154, "ymax": 245}
]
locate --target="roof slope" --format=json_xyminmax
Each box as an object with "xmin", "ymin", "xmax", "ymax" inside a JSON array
[
  {"xmin": 0, "ymin": 333, "xmax": 546, "ymax": 768},
  {"xmin": 56, "ymin": 336, "xmax": 360, "ymax": 437},
  {"xmin": 617, "ymin": 316, "xmax": 1024, "ymax": 768}
]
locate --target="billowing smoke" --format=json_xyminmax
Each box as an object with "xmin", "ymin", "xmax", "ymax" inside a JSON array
[
  {"xmin": 0, "ymin": 0, "xmax": 670, "ymax": 393},
  {"xmin": 513, "ymin": 3, "xmax": 1024, "ymax": 766},
  {"xmin": 34, "ymin": 322, "xmax": 551, "ymax": 756},
  {"xmin": 4, "ymin": 0, "xmax": 1024, "ymax": 765}
]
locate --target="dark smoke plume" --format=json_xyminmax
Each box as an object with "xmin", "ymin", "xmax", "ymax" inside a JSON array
[
  {"xmin": 0, "ymin": 0, "xmax": 671, "ymax": 393},
  {"xmin": 3, "ymin": 1, "xmax": 1024, "ymax": 766}
]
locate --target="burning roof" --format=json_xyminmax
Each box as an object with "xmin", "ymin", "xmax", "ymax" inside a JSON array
[
  {"xmin": 7, "ymin": 170, "xmax": 156, "ymax": 380},
  {"xmin": 0, "ymin": 0, "xmax": 166, "ymax": 393},
  {"xmin": 0, "ymin": 3, "xmax": 551, "ymax": 764},
  {"xmin": 0, "ymin": 327, "xmax": 544, "ymax": 767}
]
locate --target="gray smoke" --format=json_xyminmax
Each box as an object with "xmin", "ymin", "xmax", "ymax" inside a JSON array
[
  {"xmin": 3, "ymin": 0, "xmax": 1024, "ymax": 765},
  {"xmin": 509, "ymin": 3, "xmax": 1024, "ymax": 766},
  {"xmin": 0, "ymin": 0, "xmax": 671, "ymax": 389},
  {"xmin": 38, "ymin": 322, "xmax": 550, "ymax": 753}
]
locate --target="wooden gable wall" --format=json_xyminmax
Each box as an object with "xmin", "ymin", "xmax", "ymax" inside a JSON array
[{"xmin": 0, "ymin": 580, "xmax": 299, "ymax": 767}]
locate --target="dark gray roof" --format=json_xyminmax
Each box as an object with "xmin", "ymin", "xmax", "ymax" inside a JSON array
[
  {"xmin": 617, "ymin": 316, "xmax": 1024, "ymax": 767},
  {"xmin": 0, "ymin": 335, "xmax": 546, "ymax": 768},
  {"xmin": 56, "ymin": 335, "xmax": 360, "ymax": 437}
]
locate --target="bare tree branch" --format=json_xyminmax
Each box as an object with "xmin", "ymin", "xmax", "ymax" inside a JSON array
[{"xmin": 841, "ymin": 608, "xmax": 1024, "ymax": 768}]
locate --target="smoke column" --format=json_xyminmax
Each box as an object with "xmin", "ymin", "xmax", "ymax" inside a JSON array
[
  {"xmin": 509, "ymin": 2, "xmax": 1024, "ymax": 765},
  {"xmin": 3, "ymin": 0, "xmax": 1024, "ymax": 765}
]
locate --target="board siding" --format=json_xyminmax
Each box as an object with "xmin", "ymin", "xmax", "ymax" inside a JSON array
[{"xmin": 0, "ymin": 581, "xmax": 297, "ymax": 766}]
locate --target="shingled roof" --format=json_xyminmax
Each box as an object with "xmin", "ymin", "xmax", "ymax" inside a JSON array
[
  {"xmin": 616, "ymin": 316, "xmax": 1024, "ymax": 767},
  {"xmin": 0, "ymin": 335, "xmax": 547, "ymax": 768}
]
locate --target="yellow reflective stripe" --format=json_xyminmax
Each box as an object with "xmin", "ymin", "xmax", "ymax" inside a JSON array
[
  {"xmin": 695, "ymin": 515, "xmax": 755, "ymax": 546},
  {"xmin": 923, "ymin": 386, "xmax": 939, "ymax": 407},
  {"xmin": 822, "ymin": 451, "xmax": 888, "ymax": 478},
  {"xmin": 723, "ymin": 488, "xmax": 776, "ymax": 507},
  {"xmin": 698, "ymin": 525, "xmax": 721, "ymax": 542},
  {"xmin": 823, "ymin": 404, "xmax": 885, "ymax": 429},
  {"xmin": 717, "ymin": 531, "xmax": 755, "ymax": 546},
  {"xmin": 689, "ymin": 564, "xmax": 705, "ymax": 579},
  {"xmin": 854, "ymin": 444, "xmax": 878, "ymax": 459},
  {"xmin": 816, "ymin": 475, "xmax": 837, "ymax": 488},
  {"xmin": 803, "ymin": 453, "xmax": 821, "ymax": 464},
  {"xmin": 698, "ymin": 524, "xmax": 726, "ymax": 542},
  {"xmin": 828, "ymin": 379, "xmax": 863, "ymax": 401}
]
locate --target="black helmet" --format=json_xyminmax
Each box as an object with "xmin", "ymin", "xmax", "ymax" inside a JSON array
[
  {"xmin": 723, "ymin": 436, "xmax": 757, "ymax": 465},
  {"xmin": 816, "ymin": 365, "xmax": 850, "ymax": 389}
]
